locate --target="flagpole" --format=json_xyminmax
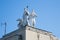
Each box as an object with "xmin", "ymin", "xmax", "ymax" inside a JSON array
[
  {"xmin": 1, "ymin": 22, "xmax": 7, "ymax": 35},
  {"xmin": 4, "ymin": 22, "xmax": 7, "ymax": 35}
]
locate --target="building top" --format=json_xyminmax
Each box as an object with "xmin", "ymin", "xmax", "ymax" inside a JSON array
[
  {"xmin": 2, "ymin": 26, "xmax": 55, "ymax": 38},
  {"xmin": 0, "ymin": 25, "xmax": 58, "ymax": 40}
]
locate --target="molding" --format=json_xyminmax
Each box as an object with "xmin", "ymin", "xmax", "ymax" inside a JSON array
[{"xmin": 26, "ymin": 26, "xmax": 52, "ymax": 36}]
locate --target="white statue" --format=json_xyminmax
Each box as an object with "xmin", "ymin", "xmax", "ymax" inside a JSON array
[
  {"xmin": 29, "ymin": 10, "xmax": 37, "ymax": 27},
  {"xmin": 23, "ymin": 8, "xmax": 30, "ymax": 26}
]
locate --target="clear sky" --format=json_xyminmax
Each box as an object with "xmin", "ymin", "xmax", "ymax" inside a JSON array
[{"xmin": 0, "ymin": 0, "xmax": 60, "ymax": 38}]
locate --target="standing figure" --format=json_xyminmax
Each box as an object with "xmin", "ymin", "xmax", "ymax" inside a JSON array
[
  {"xmin": 29, "ymin": 10, "xmax": 37, "ymax": 27},
  {"xmin": 23, "ymin": 7, "xmax": 30, "ymax": 26}
]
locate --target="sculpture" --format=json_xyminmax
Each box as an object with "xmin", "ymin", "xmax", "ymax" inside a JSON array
[
  {"xmin": 17, "ymin": 7, "xmax": 37, "ymax": 28},
  {"xmin": 29, "ymin": 10, "xmax": 37, "ymax": 27},
  {"xmin": 23, "ymin": 7, "xmax": 30, "ymax": 26},
  {"xmin": 17, "ymin": 18, "xmax": 23, "ymax": 28}
]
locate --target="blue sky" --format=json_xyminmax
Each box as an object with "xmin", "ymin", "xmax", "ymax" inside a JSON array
[{"xmin": 0, "ymin": 0, "xmax": 60, "ymax": 38}]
